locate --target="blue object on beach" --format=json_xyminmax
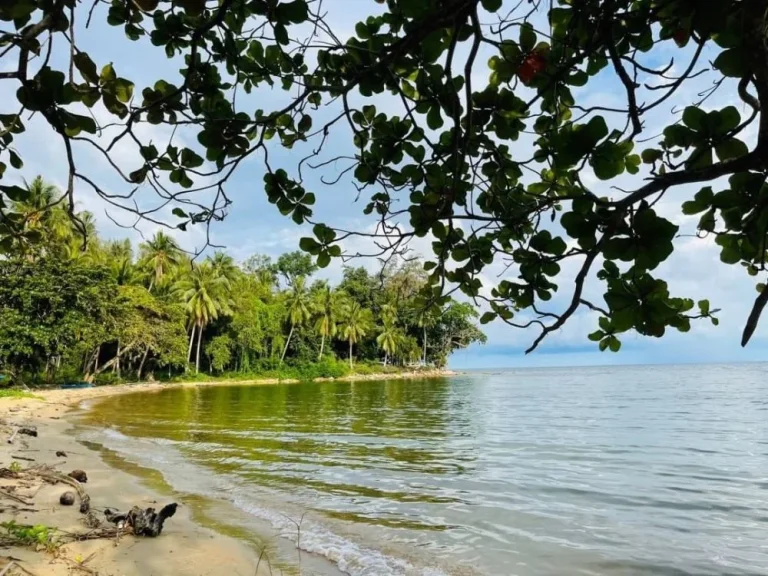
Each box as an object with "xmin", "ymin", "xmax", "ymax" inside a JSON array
[{"xmin": 59, "ymin": 382, "xmax": 93, "ymax": 389}]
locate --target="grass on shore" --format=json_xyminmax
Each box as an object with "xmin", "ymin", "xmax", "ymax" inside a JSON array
[
  {"xmin": 0, "ymin": 388, "xmax": 42, "ymax": 400},
  {"xmin": 161, "ymin": 358, "xmax": 423, "ymax": 384}
]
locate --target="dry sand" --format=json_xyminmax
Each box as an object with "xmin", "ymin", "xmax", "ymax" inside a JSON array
[{"xmin": 0, "ymin": 370, "xmax": 456, "ymax": 575}]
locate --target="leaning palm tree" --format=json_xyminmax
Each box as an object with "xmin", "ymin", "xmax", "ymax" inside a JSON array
[
  {"xmin": 340, "ymin": 302, "xmax": 373, "ymax": 370},
  {"xmin": 376, "ymin": 319, "xmax": 399, "ymax": 366},
  {"xmin": 313, "ymin": 286, "xmax": 341, "ymax": 360},
  {"xmin": 177, "ymin": 262, "xmax": 231, "ymax": 372},
  {"xmin": 139, "ymin": 231, "xmax": 182, "ymax": 292},
  {"xmin": 280, "ymin": 276, "xmax": 312, "ymax": 364}
]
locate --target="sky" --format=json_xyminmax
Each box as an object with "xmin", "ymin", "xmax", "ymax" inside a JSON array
[{"xmin": 3, "ymin": 0, "xmax": 767, "ymax": 369}]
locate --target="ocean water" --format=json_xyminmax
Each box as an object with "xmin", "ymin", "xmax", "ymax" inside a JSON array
[{"xmin": 79, "ymin": 365, "xmax": 768, "ymax": 575}]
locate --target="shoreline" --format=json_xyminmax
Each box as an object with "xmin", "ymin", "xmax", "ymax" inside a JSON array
[{"xmin": 0, "ymin": 369, "xmax": 456, "ymax": 575}]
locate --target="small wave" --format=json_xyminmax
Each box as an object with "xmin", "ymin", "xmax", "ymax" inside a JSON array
[
  {"xmin": 84, "ymin": 426, "xmax": 449, "ymax": 576},
  {"xmin": 232, "ymin": 496, "xmax": 449, "ymax": 576}
]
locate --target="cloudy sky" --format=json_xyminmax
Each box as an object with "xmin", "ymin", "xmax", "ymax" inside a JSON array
[{"xmin": 4, "ymin": 0, "xmax": 767, "ymax": 369}]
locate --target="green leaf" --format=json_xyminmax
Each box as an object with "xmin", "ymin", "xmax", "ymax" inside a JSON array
[
  {"xmin": 479, "ymin": 312, "xmax": 497, "ymax": 324},
  {"xmin": 297, "ymin": 114, "xmax": 312, "ymax": 132},
  {"xmin": 140, "ymin": 145, "xmax": 159, "ymax": 161},
  {"xmin": 686, "ymin": 147, "xmax": 712, "ymax": 169},
  {"xmin": 100, "ymin": 63, "xmax": 116, "ymax": 84},
  {"xmin": 427, "ymin": 106, "xmax": 443, "ymax": 130},
  {"xmin": 481, "ymin": 0, "xmax": 502, "ymax": 12},
  {"xmin": 73, "ymin": 52, "xmax": 99, "ymax": 84},
  {"xmin": 9, "ymin": 150, "xmax": 22, "ymax": 169},
  {"xmin": 591, "ymin": 142, "xmax": 625, "ymax": 180},
  {"xmin": 299, "ymin": 237, "xmax": 320, "ymax": 254},
  {"xmin": 682, "ymin": 106, "xmax": 706, "ymax": 131},
  {"xmin": 355, "ymin": 22, "xmax": 370, "ymax": 39},
  {"xmin": 715, "ymin": 138, "xmax": 748, "ymax": 161},
  {"xmin": 607, "ymin": 336, "xmax": 621, "ymax": 352},
  {"xmin": 180, "ymin": 148, "xmax": 204, "ymax": 168},
  {"xmin": 641, "ymin": 148, "xmax": 662, "ymax": 164},
  {"xmin": 682, "ymin": 200, "xmax": 706, "ymax": 215},
  {"xmin": 128, "ymin": 167, "xmax": 148, "ymax": 183},
  {"xmin": 113, "ymin": 78, "xmax": 134, "ymax": 103},
  {"xmin": 519, "ymin": 23, "xmax": 536, "ymax": 52},
  {"xmin": 698, "ymin": 299, "xmax": 710, "ymax": 315},
  {"xmin": 317, "ymin": 251, "xmax": 331, "ymax": 268},
  {"xmin": 588, "ymin": 330, "xmax": 604, "ymax": 342},
  {"xmin": 0, "ymin": 185, "xmax": 29, "ymax": 202},
  {"xmin": 278, "ymin": 0, "xmax": 308, "ymax": 24},
  {"xmin": 172, "ymin": 208, "xmax": 187, "ymax": 218},
  {"xmin": 713, "ymin": 49, "xmax": 749, "ymax": 77},
  {"xmin": 718, "ymin": 106, "xmax": 741, "ymax": 134}
]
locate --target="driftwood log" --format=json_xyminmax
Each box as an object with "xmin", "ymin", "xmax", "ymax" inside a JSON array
[
  {"xmin": 36, "ymin": 470, "xmax": 90, "ymax": 513},
  {"xmin": 7, "ymin": 427, "xmax": 37, "ymax": 444},
  {"xmin": 105, "ymin": 503, "xmax": 178, "ymax": 537}
]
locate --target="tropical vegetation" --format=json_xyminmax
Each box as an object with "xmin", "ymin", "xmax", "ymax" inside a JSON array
[{"xmin": 0, "ymin": 178, "xmax": 486, "ymax": 386}]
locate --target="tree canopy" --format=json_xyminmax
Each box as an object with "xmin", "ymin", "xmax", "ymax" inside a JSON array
[
  {"xmin": 1, "ymin": 0, "xmax": 766, "ymax": 352},
  {"xmin": 0, "ymin": 178, "xmax": 484, "ymax": 384}
]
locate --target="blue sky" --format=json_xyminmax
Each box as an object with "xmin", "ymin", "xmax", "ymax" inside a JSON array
[{"xmin": 3, "ymin": 0, "xmax": 767, "ymax": 369}]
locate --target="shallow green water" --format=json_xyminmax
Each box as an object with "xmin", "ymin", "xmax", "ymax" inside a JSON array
[{"xmin": 81, "ymin": 366, "xmax": 768, "ymax": 575}]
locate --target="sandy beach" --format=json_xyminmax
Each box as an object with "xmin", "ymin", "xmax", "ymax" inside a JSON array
[{"xmin": 0, "ymin": 370, "xmax": 455, "ymax": 575}]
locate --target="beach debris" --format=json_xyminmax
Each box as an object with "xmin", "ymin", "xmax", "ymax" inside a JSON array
[
  {"xmin": 105, "ymin": 503, "xmax": 178, "ymax": 537},
  {"xmin": 35, "ymin": 469, "xmax": 91, "ymax": 514},
  {"xmin": 0, "ymin": 488, "xmax": 32, "ymax": 506},
  {"xmin": 67, "ymin": 470, "xmax": 87, "ymax": 483},
  {"xmin": 6, "ymin": 428, "xmax": 37, "ymax": 445},
  {"xmin": 59, "ymin": 492, "xmax": 75, "ymax": 506},
  {"xmin": 81, "ymin": 511, "xmax": 101, "ymax": 529},
  {"xmin": 0, "ymin": 469, "xmax": 20, "ymax": 480},
  {"xmin": 10, "ymin": 456, "xmax": 34, "ymax": 462},
  {"xmin": 55, "ymin": 451, "xmax": 66, "ymax": 458}
]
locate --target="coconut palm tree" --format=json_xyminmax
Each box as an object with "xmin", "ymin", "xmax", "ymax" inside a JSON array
[
  {"xmin": 62, "ymin": 210, "xmax": 101, "ymax": 261},
  {"xmin": 208, "ymin": 251, "xmax": 239, "ymax": 284},
  {"xmin": 11, "ymin": 176, "xmax": 69, "ymax": 257},
  {"xmin": 313, "ymin": 286, "xmax": 341, "ymax": 360},
  {"xmin": 139, "ymin": 231, "xmax": 182, "ymax": 292},
  {"xmin": 415, "ymin": 307, "xmax": 438, "ymax": 366},
  {"xmin": 12, "ymin": 176, "xmax": 60, "ymax": 223},
  {"xmin": 177, "ymin": 262, "xmax": 231, "ymax": 372},
  {"xmin": 280, "ymin": 276, "xmax": 312, "ymax": 364},
  {"xmin": 376, "ymin": 319, "xmax": 399, "ymax": 366},
  {"xmin": 340, "ymin": 302, "xmax": 373, "ymax": 369}
]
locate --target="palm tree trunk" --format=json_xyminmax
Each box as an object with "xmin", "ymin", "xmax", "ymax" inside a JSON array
[
  {"xmin": 281, "ymin": 324, "xmax": 295, "ymax": 365},
  {"xmin": 196, "ymin": 323, "xmax": 203, "ymax": 373},
  {"xmin": 148, "ymin": 279, "xmax": 154, "ymax": 293},
  {"xmin": 349, "ymin": 340, "xmax": 353, "ymax": 370},
  {"xmin": 114, "ymin": 339, "xmax": 121, "ymax": 379},
  {"xmin": 94, "ymin": 345, "xmax": 100, "ymax": 372},
  {"xmin": 318, "ymin": 333, "xmax": 325, "ymax": 361},
  {"xmin": 423, "ymin": 326, "xmax": 428, "ymax": 365},
  {"xmin": 137, "ymin": 348, "xmax": 150, "ymax": 381},
  {"xmin": 384, "ymin": 352, "xmax": 388, "ymax": 366},
  {"xmin": 187, "ymin": 325, "xmax": 196, "ymax": 362}
]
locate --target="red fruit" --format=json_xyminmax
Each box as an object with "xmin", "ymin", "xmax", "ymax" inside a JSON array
[
  {"xmin": 673, "ymin": 28, "xmax": 688, "ymax": 47},
  {"xmin": 518, "ymin": 52, "xmax": 546, "ymax": 84}
]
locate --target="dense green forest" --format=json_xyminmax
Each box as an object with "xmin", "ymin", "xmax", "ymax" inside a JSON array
[{"xmin": 0, "ymin": 177, "xmax": 486, "ymax": 386}]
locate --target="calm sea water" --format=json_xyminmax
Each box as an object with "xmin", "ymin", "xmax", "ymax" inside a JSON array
[{"xmin": 80, "ymin": 365, "xmax": 768, "ymax": 575}]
